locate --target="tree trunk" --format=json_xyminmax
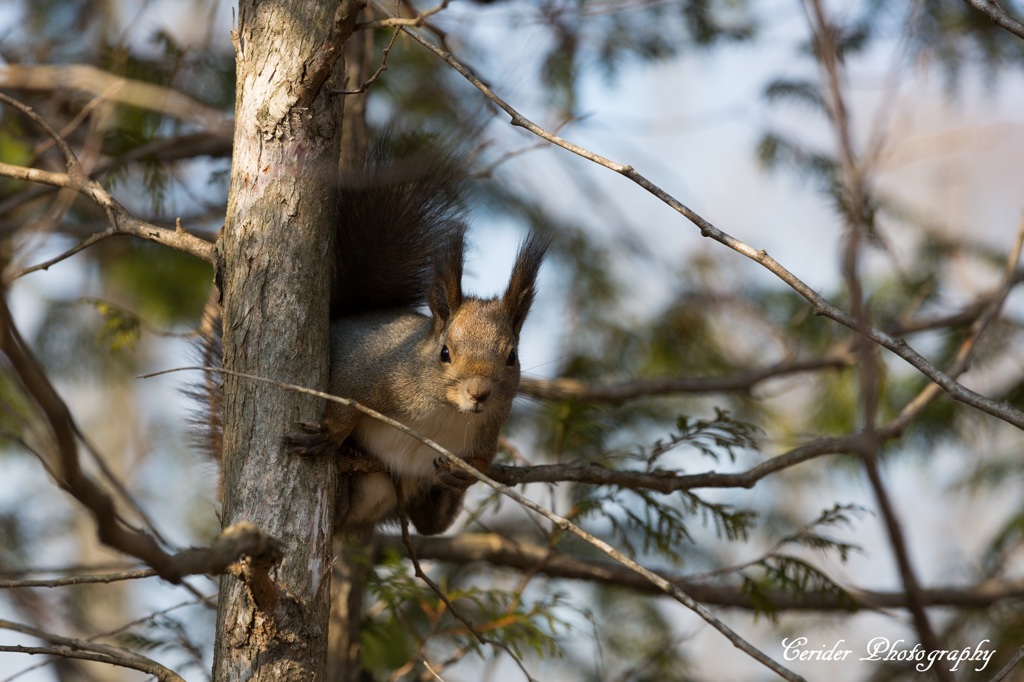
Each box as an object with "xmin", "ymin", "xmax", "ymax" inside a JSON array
[{"xmin": 213, "ymin": 1, "xmax": 359, "ymax": 679}]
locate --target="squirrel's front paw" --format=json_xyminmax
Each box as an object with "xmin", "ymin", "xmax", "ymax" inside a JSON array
[
  {"xmin": 284, "ymin": 421, "xmax": 341, "ymax": 458},
  {"xmin": 433, "ymin": 457, "xmax": 477, "ymax": 492}
]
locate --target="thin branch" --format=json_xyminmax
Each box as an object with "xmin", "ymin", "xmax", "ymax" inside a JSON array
[
  {"xmin": 359, "ymin": 0, "xmax": 451, "ymax": 29},
  {"xmin": 0, "ymin": 294, "xmax": 280, "ymax": 582},
  {"xmin": 960, "ymin": 0, "xmax": 1024, "ymax": 40},
  {"xmin": 0, "ymin": 647, "xmax": 180, "ymax": 680},
  {"xmin": 398, "ymin": 25, "xmax": 1024, "ymax": 431},
  {"xmin": 384, "ymin": 533, "xmax": 1024, "ymax": 612},
  {"xmin": 0, "ymin": 92, "xmax": 215, "ymax": 273},
  {"xmin": 804, "ymin": 0, "xmax": 947, "ymax": 670},
  {"xmin": 398, "ymin": 500, "xmax": 537, "ymax": 682},
  {"xmin": 0, "ymin": 64, "xmax": 230, "ymax": 130},
  {"xmin": 0, "ymin": 619, "xmax": 184, "ymax": 682},
  {"xmin": 142, "ymin": 364, "xmax": 804, "ymax": 682},
  {"xmin": 474, "ymin": 135, "xmax": 562, "ymax": 179},
  {"xmin": 521, "ymin": 267, "xmax": 1024, "ymax": 405},
  {"xmin": 989, "ymin": 645, "xmax": 1024, "ymax": 682},
  {"xmin": 489, "ymin": 408, "xmax": 916, "ymax": 492},
  {"xmin": 0, "ymin": 129, "xmax": 232, "ymax": 221},
  {"xmin": 32, "ymin": 82, "xmax": 116, "ymax": 160},
  {"xmin": 3, "ymin": 429, "xmax": 210, "ymax": 603},
  {"xmin": 864, "ymin": 457, "xmax": 947, "ymax": 652},
  {"xmin": 0, "ymin": 569, "xmax": 157, "ymax": 589},
  {"xmin": 0, "ymin": 562, "xmax": 142, "ymax": 577},
  {"xmin": 73, "ymin": 423, "xmax": 177, "ymax": 549},
  {"xmin": 3, "ymin": 595, "xmax": 215, "ymax": 682},
  {"xmin": 520, "ymin": 355, "xmax": 852, "ymax": 403},
  {"xmin": 486, "ymin": 434, "xmax": 848, "ymax": 492},
  {"xmin": 332, "ymin": 27, "xmax": 401, "ymax": 95}
]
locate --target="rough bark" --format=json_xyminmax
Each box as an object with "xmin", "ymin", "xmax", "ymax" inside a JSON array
[{"xmin": 212, "ymin": 1, "xmax": 359, "ymax": 679}]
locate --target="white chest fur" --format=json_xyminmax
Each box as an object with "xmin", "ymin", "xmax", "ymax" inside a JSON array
[{"xmin": 352, "ymin": 408, "xmax": 483, "ymax": 481}]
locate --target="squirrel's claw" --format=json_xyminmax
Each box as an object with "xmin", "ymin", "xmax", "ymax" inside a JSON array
[
  {"xmin": 284, "ymin": 424, "xmax": 387, "ymax": 474},
  {"xmin": 284, "ymin": 421, "xmax": 340, "ymax": 458},
  {"xmin": 433, "ymin": 457, "xmax": 477, "ymax": 492}
]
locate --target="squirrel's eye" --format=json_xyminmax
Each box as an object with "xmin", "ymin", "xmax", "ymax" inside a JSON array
[
  {"xmin": 506, "ymin": 349, "xmax": 518, "ymax": 366},
  {"xmin": 440, "ymin": 345, "xmax": 451, "ymax": 363}
]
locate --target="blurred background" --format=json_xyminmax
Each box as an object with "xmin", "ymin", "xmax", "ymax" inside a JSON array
[{"xmin": 1, "ymin": 0, "xmax": 1023, "ymax": 680}]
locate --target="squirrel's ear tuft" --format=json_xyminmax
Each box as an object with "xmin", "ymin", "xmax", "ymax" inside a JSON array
[
  {"xmin": 503, "ymin": 232, "xmax": 550, "ymax": 336},
  {"xmin": 429, "ymin": 226, "xmax": 467, "ymax": 325}
]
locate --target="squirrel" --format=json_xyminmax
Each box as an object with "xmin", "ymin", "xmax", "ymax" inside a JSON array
[{"xmin": 200, "ymin": 141, "xmax": 548, "ymax": 536}]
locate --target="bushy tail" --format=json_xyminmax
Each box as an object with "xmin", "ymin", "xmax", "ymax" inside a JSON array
[
  {"xmin": 187, "ymin": 285, "xmax": 224, "ymax": 462},
  {"xmin": 331, "ymin": 140, "xmax": 468, "ymax": 317},
  {"xmin": 190, "ymin": 138, "xmax": 468, "ymax": 461}
]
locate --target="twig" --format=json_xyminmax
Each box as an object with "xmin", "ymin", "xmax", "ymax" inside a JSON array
[
  {"xmin": 0, "ymin": 64, "xmax": 230, "ymax": 130},
  {"xmin": 488, "ymin": 406, "xmax": 916, "ymax": 492},
  {"xmin": 31, "ymin": 80, "xmax": 118, "ymax": 160},
  {"xmin": 0, "ymin": 619, "xmax": 184, "ymax": 682},
  {"xmin": 520, "ymin": 355, "xmax": 852, "ymax": 403},
  {"xmin": 988, "ymin": 645, "xmax": 1024, "ymax": 682},
  {"xmin": 398, "ymin": 499, "xmax": 537, "ymax": 682},
  {"xmin": 0, "ymin": 568, "xmax": 156, "ymax": 589},
  {"xmin": 382, "ymin": 534, "xmax": 1024, "ymax": 611},
  {"xmin": 0, "ymin": 130, "xmax": 229, "ymax": 220},
  {"xmin": 521, "ymin": 270, "xmax": 1024, "ymax": 405},
  {"xmin": 73, "ymin": 424, "xmax": 175, "ymax": 548},
  {"xmin": 142, "ymin": 363, "xmax": 805, "ymax": 682},
  {"xmin": 359, "ymin": 0, "xmax": 450, "ymax": 29},
  {"xmin": 485, "ymin": 436, "xmax": 842, "ymax": 492},
  {"xmin": 0, "ymin": 92, "xmax": 214, "ymax": 274},
  {"xmin": 3, "ymin": 594, "xmax": 215, "ymax": 682},
  {"xmin": 2, "ymin": 430, "xmax": 211, "ymax": 602},
  {"xmin": 423, "ymin": 660, "xmax": 446, "ymax": 682},
  {"xmin": 803, "ymin": 0, "xmax": 947, "ymax": 673},
  {"xmin": 332, "ymin": 27, "xmax": 401, "ymax": 95},
  {"xmin": 0, "ymin": 647, "xmax": 180, "ymax": 680},
  {"xmin": 397, "ymin": 26, "xmax": 1024, "ymax": 431},
  {"xmin": 960, "ymin": 0, "xmax": 1024, "ymax": 40},
  {"xmin": 0, "ymin": 562, "xmax": 142, "ymax": 577},
  {"xmin": 474, "ymin": 136, "xmax": 560, "ymax": 179},
  {"xmin": 0, "ymin": 293, "xmax": 280, "ymax": 582}
]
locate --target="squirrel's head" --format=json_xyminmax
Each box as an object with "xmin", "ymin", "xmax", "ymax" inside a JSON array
[{"xmin": 428, "ymin": 232, "xmax": 550, "ymax": 415}]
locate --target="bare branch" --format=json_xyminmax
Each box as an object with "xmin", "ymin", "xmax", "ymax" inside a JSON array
[
  {"xmin": 487, "ymin": 434, "xmax": 846, "ymax": 492},
  {"xmin": 989, "ymin": 645, "xmax": 1024, "ymax": 682},
  {"xmin": 398, "ymin": 500, "xmax": 537, "ymax": 682},
  {"xmin": 0, "ymin": 64, "xmax": 230, "ymax": 130},
  {"xmin": 3, "ymin": 595, "xmax": 215, "ymax": 681},
  {"xmin": 332, "ymin": 27, "xmax": 401, "ymax": 95},
  {"xmin": 489, "ymin": 404, "xmax": 925, "ymax": 493},
  {"xmin": 521, "ymin": 267, "xmax": 1024, "ymax": 405},
  {"xmin": 0, "ymin": 129, "xmax": 232, "ymax": 223},
  {"xmin": 359, "ymin": 0, "xmax": 451, "ymax": 29},
  {"xmin": 143, "ymin": 364, "xmax": 804, "ymax": 682},
  {"xmin": 0, "ymin": 569, "xmax": 157, "ymax": 589},
  {"xmin": 804, "ymin": 0, "xmax": 947, "ymax": 667},
  {"xmin": 386, "ymin": 533, "xmax": 1024, "ymax": 612},
  {"xmin": 0, "ymin": 293, "xmax": 280, "ymax": 582},
  {"xmin": 0, "ymin": 92, "xmax": 216, "ymax": 273},
  {"xmin": 960, "ymin": 0, "xmax": 1024, "ymax": 40},
  {"xmin": 398, "ymin": 25, "xmax": 1024, "ymax": 431},
  {"xmin": 0, "ymin": 562, "xmax": 142, "ymax": 577},
  {"xmin": 0, "ymin": 619, "xmax": 185, "ymax": 682},
  {"xmin": 520, "ymin": 355, "xmax": 852, "ymax": 403}
]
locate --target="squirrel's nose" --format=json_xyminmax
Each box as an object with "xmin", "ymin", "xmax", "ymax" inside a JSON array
[{"xmin": 466, "ymin": 378, "xmax": 492, "ymax": 404}]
